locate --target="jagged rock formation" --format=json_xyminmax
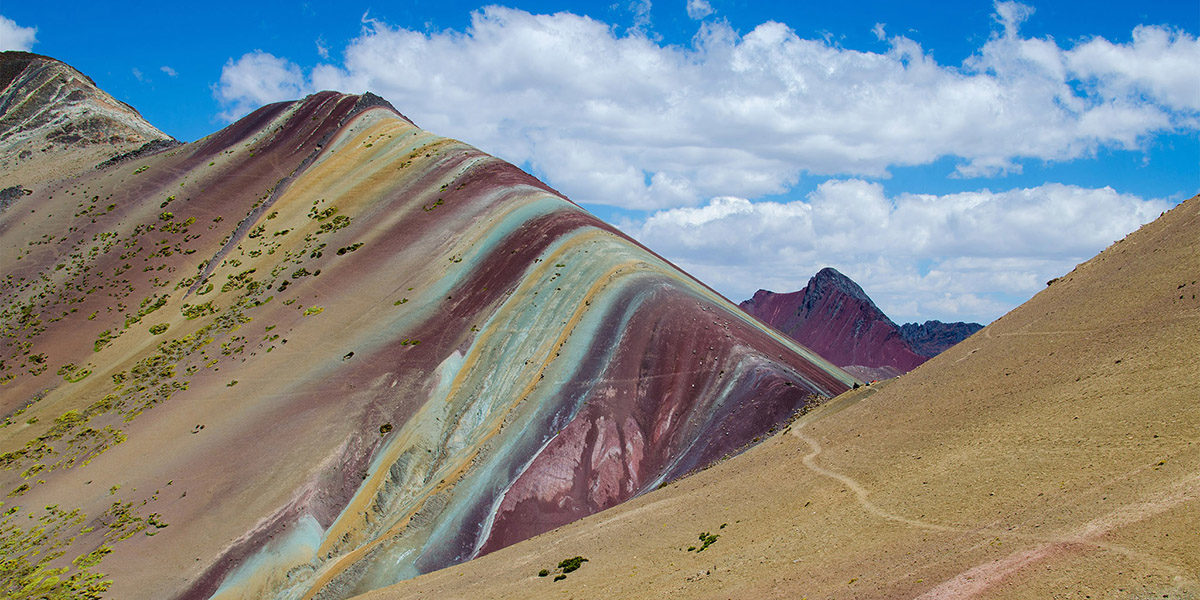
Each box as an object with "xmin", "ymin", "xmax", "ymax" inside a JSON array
[
  {"xmin": 0, "ymin": 51, "xmax": 174, "ymax": 188},
  {"xmin": 0, "ymin": 56, "xmax": 853, "ymax": 600},
  {"xmin": 739, "ymin": 267, "xmax": 926, "ymax": 379},
  {"xmin": 899, "ymin": 319, "xmax": 983, "ymax": 358}
]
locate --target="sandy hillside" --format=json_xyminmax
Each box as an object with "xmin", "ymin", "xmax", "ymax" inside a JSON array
[{"xmin": 361, "ymin": 196, "xmax": 1200, "ymax": 599}]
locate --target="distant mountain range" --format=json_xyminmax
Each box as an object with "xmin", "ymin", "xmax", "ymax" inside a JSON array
[{"xmin": 739, "ymin": 267, "xmax": 982, "ymax": 380}]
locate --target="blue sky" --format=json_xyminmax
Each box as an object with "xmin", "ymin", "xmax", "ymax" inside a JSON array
[{"xmin": 2, "ymin": 1, "xmax": 1197, "ymax": 323}]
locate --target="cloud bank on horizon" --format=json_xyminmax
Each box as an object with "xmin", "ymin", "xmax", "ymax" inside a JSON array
[{"xmin": 202, "ymin": 2, "xmax": 1200, "ymax": 323}]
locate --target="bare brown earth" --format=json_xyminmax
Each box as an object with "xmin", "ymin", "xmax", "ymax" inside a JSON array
[{"xmin": 361, "ymin": 196, "xmax": 1200, "ymax": 599}]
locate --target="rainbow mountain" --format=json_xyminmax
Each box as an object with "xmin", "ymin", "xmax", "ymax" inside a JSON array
[{"xmin": 0, "ymin": 52, "xmax": 854, "ymax": 599}]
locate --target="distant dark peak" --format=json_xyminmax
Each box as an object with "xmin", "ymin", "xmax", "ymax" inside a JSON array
[
  {"xmin": 804, "ymin": 267, "xmax": 874, "ymax": 311},
  {"xmin": 899, "ymin": 320, "xmax": 984, "ymax": 358}
]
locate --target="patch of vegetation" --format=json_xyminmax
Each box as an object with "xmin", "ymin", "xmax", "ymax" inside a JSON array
[
  {"xmin": 688, "ymin": 531, "xmax": 719, "ymax": 553},
  {"xmin": 539, "ymin": 556, "xmax": 588, "ymax": 582},
  {"xmin": 336, "ymin": 243, "xmax": 363, "ymax": 255},
  {"xmin": 57, "ymin": 363, "xmax": 92, "ymax": 383},
  {"xmin": 93, "ymin": 330, "xmax": 118, "ymax": 352},
  {"xmin": 308, "ymin": 205, "xmax": 338, "ymax": 221},
  {"xmin": 317, "ymin": 215, "xmax": 351, "ymax": 234},
  {"xmin": 148, "ymin": 324, "xmax": 169, "ymax": 335},
  {"xmin": 559, "ymin": 556, "xmax": 588, "ymax": 573},
  {"xmin": 124, "ymin": 294, "xmax": 169, "ymax": 329},
  {"xmin": 181, "ymin": 302, "xmax": 216, "ymax": 320},
  {"xmin": 221, "ymin": 269, "xmax": 257, "ymax": 293},
  {"xmin": 303, "ymin": 306, "xmax": 324, "ymax": 316}
]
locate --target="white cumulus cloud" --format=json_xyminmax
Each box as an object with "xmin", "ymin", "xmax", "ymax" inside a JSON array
[
  {"xmin": 214, "ymin": 4, "xmax": 1199, "ymax": 210},
  {"xmin": 626, "ymin": 181, "xmax": 1169, "ymax": 323},
  {"xmin": 0, "ymin": 15, "xmax": 37, "ymax": 51},
  {"xmin": 214, "ymin": 50, "xmax": 306, "ymax": 121},
  {"xmin": 686, "ymin": 0, "xmax": 714, "ymax": 20}
]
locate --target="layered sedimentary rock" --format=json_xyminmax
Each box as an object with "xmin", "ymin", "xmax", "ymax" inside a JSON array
[{"xmin": 0, "ymin": 60, "xmax": 854, "ymax": 599}]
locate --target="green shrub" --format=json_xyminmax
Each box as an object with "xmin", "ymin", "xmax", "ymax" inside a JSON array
[{"xmin": 558, "ymin": 556, "xmax": 588, "ymax": 573}]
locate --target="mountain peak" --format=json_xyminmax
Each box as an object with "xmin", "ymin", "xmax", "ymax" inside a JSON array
[
  {"xmin": 741, "ymin": 268, "xmax": 924, "ymax": 375},
  {"xmin": 807, "ymin": 267, "xmax": 875, "ymax": 308},
  {"xmin": 0, "ymin": 51, "xmax": 172, "ymax": 187}
]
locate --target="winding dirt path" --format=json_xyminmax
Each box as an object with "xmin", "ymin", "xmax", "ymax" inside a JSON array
[{"xmin": 791, "ymin": 426, "xmax": 1197, "ymax": 598}]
